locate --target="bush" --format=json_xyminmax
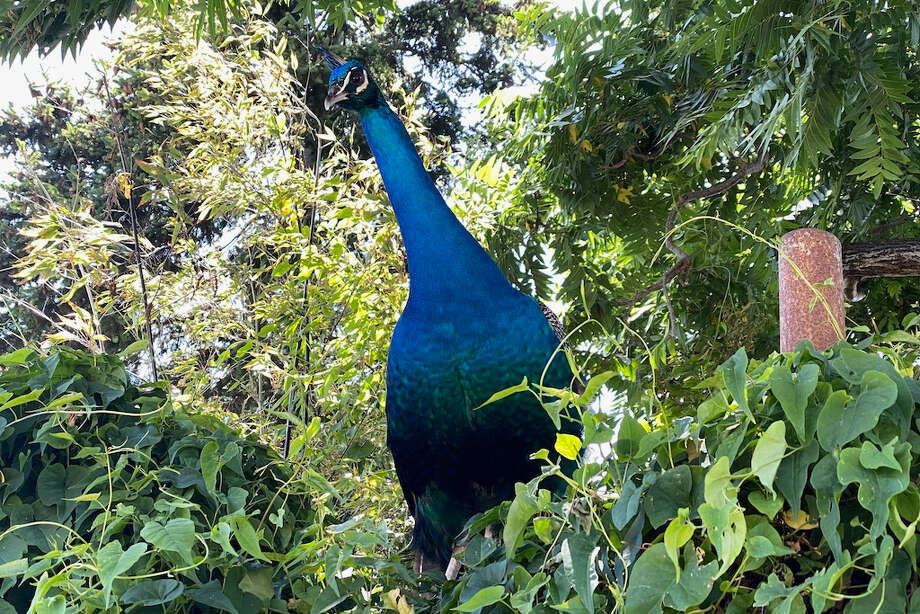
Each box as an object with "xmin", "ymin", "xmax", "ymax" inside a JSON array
[
  {"xmin": 445, "ymin": 330, "xmax": 920, "ymax": 613},
  {"xmin": 0, "ymin": 347, "xmax": 407, "ymax": 613},
  {"xmin": 4, "ymin": 330, "xmax": 920, "ymax": 614}
]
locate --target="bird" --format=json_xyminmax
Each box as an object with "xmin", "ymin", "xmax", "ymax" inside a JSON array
[{"xmin": 321, "ymin": 48, "xmax": 582, "ymax": 574}]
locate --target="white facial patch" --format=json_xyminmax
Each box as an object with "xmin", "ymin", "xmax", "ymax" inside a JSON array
[{"xmin": 354, "ymin": 69, "xmax": 369, "ymax": 94}]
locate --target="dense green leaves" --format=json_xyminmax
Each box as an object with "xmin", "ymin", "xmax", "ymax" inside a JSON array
[
  {"xmin": 443, "ymin": 336, "xmax": 920, "ymax": 614},
  {"xmin": 0, "ymin": 347, "xmax": 403, "ymax": 612},
  {"xmin": 471, "ymin": 0, "xmax": 920, "ymax": 420},
  {"xmin": 816, "ymin": 371, "xmax": 898, "ymax": 450}
]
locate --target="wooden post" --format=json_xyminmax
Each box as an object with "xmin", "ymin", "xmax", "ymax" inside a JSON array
[{"xmin": 778, "ymin": 228, "xmax": 845, "ymax": 352}]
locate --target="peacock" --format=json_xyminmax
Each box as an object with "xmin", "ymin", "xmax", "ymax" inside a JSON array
[{"xmin": 321, "ymin": 48, "xmax": 581, "ymax": 574}]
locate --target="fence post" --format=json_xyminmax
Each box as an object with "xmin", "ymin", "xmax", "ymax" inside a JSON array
[{"xmin": 778, "ymin": 228, "xmax": 845, "ymax": 352}]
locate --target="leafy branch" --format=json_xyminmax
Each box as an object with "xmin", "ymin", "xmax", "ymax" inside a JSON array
[{"xmin": 618, "ymin": 152, "xmax": 770, "ymax": 310}]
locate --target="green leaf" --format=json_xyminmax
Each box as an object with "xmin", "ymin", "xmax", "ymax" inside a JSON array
[
  {"xmin": 817, "ymin": 371, "xmax": 897, "ymax": 450},
  {"xmin": 747, "ymin": 517, "xmax": 794, "ymax": 558},
  {"xmin": 117, "ymin": 339, "xmax": 149, "ymax": 357},
  {"xmin": 474, "ymin": 377, "xmax": 529, "ymax": 409},
  {"xmin": 663, "ymin": 509, "xmax": 694, "ymax": 581},
  {"xmin": 186, "ymin": 580, "xmax": 240, "ymax": 614},
  {"xmin": 752, "ymin": 573, "xmax": 798, "ymax": 606},
  {"xmin": 811, "ymin": 454, "xmax": 845, "ymax": 562},
  {"xmin": 239, "ymin": 566, "xmax": 273, "ymax": 601},
  {"xmin": 456, "ymin": 585, "xmax": 505, "ymax": 611},
  {"xmin": 746, "ymin": 535, "xmax": 790, "ymax": 558},
  {"xmin": 769, "ymin": 363, "xmax": 818, "ymax": 442},
  {"xmin": 837, "ymin": 445, "xmax": 909, "ymax": 538},
  {"xmin": 611, "ymin": 479, "xmax": 643, "ymax": 530},
  {"xmin": 120, "ymin": 579, "xmax": 184, "ymax": 606},
  {"xmin": 554, "ymin": 433, "xmax": 582, "ymax": 460},
  {"xmin": 717, "ymin": 348, "xmax": 750, "ymax": 417},
  {"xmin": 775, "ymin": 439, "xmax": 820, "ymax": 514},
  {"xmin": 615, "ymin": 415, "xmax": 647, "ymax": 459},
  {"xmin": 646, "ymin": 465, "xmax": 691, "ymax": 528},
  {"xmin": 561, "ymin": 533, "xmax": 599, "ymax": 613},
  {"xmin": 201, "ymin": 440, "xmax": 220, "ymax": 497},
  {"xmin": 576, "ymin": 370, "xmax": 614, "ymax": 406},
  {"xmin": 0, "ymin": 348, "xmax": 35, "ymax": 366},
  {"xmin": 140, "ymin": 518, "xmax": 195, "ymax": 565},
  {"xmin": 699, "ymin": 502, "xmax": 746, "ymax": 575},
  {"xmin": 532, "ymin": 517, "xmax": 553, "ymax": 544},
  {"xmin": 96, "ymin": 541, "xmax": 147, "ymax": 607},
  {"xmin": 35, "ymin": 595, "xmax": 65, "ymax": 614},
  {"xmin": 35, "ymin": 464, "xmax": 66, "ymax": 507},
  {"xmin": 0, "ymin": 558, "xmax": 28, "ymax": 579},
  {"xmin": 751, "ymin": 421, "xmax": 786, "ymax": 493},
  {"xmin": 623, "ymin": 543, "xmax": 674, "ymax": 614},
  {"xmin": 509, "ymin": 572, "xmax": 549, "ymax": 614},
  {"xmin": 748, "ymin": 491, "xmax": 784, "ymax": 519},
  {"xmin": 831, "ymin": 347, "xmax": 913, "ymax": 428},
  {"xmin": 0, "ymin": 389, "xmax": 42, "ymax": 411},
  {"xmin": 504, "ymin": 483, "xmax": 538, "ymax": 557},
  {"xmin": 231, "ymin": 517, "xmax": 268, "ymax": 561},
  {"xmin": 663, "ymin": 546, "xmax": 718, "ymax": 610},
  {"xmin": 210, "ymin": 523, "xmax": 238, "ymax": 557},
  {"xmin": 697, "ymin": 393, "xmax": 730, "ymax": 424},
  {"xmin": 810, "ymin": 558, "xmax": 851, "ymax": 613},
  {"xmin": 704, "ymin": 456, "xmax": 736, "ymax": 508},
  {"xmin": 859, "ymin": 439, "xmax": 901, "ymax": 471}
]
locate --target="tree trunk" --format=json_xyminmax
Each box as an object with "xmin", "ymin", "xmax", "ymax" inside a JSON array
[{"xmin": 842, "ymin": 240, "xmax": 920, "ymax": 278}]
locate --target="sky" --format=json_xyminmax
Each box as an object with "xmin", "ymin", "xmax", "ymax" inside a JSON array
[{"xmin": 0, "ymin": 21, "xmax": 133, "ymax": 112}]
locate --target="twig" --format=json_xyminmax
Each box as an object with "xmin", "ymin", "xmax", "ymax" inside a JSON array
[
  {"xmin": 283, "ymin": 41, "xmax": 324, "ymax": 459},
  {"xmin": 869, "ymin": 214, "xmax": 913, "ymax": 238},
  {"xmin": 618, "ymin": 152, "xmax": 770, "ymax": 308},
  {"xmin": 603, "ymin": 129, "xmax": 696, "ymax": 171},
  {"xmin": 101, "ymin": 74, "xmax": 159, "ymax": 381}
]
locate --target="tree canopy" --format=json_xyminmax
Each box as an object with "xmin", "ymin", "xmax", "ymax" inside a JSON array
[{"xmin": 461, "ymin": 0, "xmax": 920, "ymax": 411}]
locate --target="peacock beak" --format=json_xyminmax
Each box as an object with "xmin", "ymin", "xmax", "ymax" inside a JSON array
[{"xmin": 324, "ymin": 85, "xmax": 348, "ymax": 111}]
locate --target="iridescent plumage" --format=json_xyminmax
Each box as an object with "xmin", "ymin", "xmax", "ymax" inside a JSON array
[{"xmin": 323, "ymin": 49, "xmax": 580, "ymax": 570}]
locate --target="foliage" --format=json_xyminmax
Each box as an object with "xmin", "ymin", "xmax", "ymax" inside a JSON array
[
  {"xmin": 4, "ymin": 14, "xmax": 403, "ymax": 433},
  {"xmin": 0, "ymin": 0, "xmax": 397, "ymax": 62},
  {"xmin": 473, "ymin": 0, "xmax": 920, "ymax": 414},
  {"xmin": 437, "ymin": 322, "xmax": 920, "ymax": 613},
  {"xmin": 0, "ymin": 345, "xmax": 411, "ymax": 613}
]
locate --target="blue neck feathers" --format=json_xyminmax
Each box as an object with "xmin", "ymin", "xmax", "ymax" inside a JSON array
[{"xmin": 359, "ymin": 104, "xmax": 514, "ymax": 308}]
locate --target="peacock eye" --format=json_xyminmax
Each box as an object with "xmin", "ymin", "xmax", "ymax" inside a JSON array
[{"xmin": 351, "ymin": 70, "xmax": 364, "ymax": 85}]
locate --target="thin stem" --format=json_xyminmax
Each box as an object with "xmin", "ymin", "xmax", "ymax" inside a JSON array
[
  {"xmin": 284, "ymin": 45, "xmax": 324, "ymax": 458},
  {"xmin": 101, "ymin": 74, "xmax": 159, "ymax": 381},
  {"xmin": 618, "ymin": 152, "xmax": 770, "ymax": 308}
]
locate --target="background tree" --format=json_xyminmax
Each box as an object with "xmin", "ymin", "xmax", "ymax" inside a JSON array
[{"xmin": 468, "ymin": 0, "xmax": 920, "ymax": 415}]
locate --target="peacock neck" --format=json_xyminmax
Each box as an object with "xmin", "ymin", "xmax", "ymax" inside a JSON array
[{"xmin": 359, "ymin": 103, "xmax": 514, "ymax": 309}]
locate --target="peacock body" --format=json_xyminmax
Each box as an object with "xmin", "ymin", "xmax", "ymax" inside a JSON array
[{"xmin": 323, "ymin": 50, "xmax": 580, "ymax": 570}]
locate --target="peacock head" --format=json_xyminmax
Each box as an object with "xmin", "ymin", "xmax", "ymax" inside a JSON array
[{"xmin": 321, "ymin": 47, "xmax": 382, "ymax": 112}]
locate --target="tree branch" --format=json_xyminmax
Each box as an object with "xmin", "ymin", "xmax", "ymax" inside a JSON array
[
  {"xmin": 618, "ymin": 153, "xmax": 770, "ymax": 308},
  {"xmin": 843, "ymin": 240, "xmax": 920, "ymax": 279}
]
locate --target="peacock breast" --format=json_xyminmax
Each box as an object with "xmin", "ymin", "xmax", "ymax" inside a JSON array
[{"xmin": 385, "ymin": 292, "xmax": 572, "ymax": 488}]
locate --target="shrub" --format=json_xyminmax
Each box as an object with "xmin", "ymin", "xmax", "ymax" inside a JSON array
[
  {"xmin": 446, "ymin": 330, "xmax": 920, "ymax": 613},
  {"xmin": 0, "ymin": 347, "xmax": 406, "ymax": 613}
]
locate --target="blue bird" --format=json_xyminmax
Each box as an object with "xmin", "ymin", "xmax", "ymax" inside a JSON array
[{"xmin": 322, "ymin": 48, "xmax": 581, "ymax": 573}]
